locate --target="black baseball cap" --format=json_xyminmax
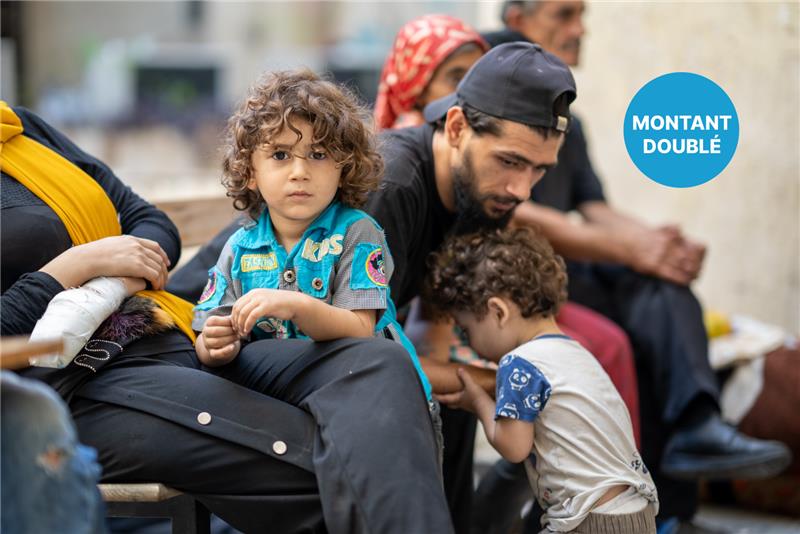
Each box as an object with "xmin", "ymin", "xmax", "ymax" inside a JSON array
[{"xmin": 423, "ymin": 42, "xmax": 576, "ymax": 133}]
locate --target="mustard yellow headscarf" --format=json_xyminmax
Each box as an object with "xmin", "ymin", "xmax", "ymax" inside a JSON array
[{"xmin": 0, "ymin": 101, "xmax": 196, "ymax": 343}]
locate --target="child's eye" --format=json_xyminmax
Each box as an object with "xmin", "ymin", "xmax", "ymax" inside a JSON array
[
  {"xmin": 309, "ymin": 151, "xmax": 328, "ymax": 161},
  {"xmin": 272, "ymin": 150, "xmax": 290, "ymax": 161}
]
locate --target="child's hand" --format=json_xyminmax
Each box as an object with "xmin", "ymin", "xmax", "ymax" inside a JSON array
[
  {"xmin": 201, "ymin": 315, "xmax": 241, "ymax": 364},
  {"xmin": 436, "ymin": 368, "xmax": 492, "ymax": 414},
  {"xmin": 231, "ymin": 289, "xmax": 303, "ymax": 337}
]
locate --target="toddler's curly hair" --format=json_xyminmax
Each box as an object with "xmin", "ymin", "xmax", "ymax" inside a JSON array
[
  {"xmin": 425, "ymin": 227, "xmax": 568, "ymax": 320},
  {"xmin": 222, "ymin": 68, "xmax": 383, "ymax": 219}
]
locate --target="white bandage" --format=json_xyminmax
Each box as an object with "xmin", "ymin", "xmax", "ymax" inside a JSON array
[{"xmin": 28, "ymin": 277, "xmax": 128, "ymax": 368}]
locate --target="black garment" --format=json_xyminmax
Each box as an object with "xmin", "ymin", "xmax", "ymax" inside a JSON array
[
  {"xmin": 530, "ymin": 117, "xmax": 605, "ymax": 211},
  {"xmin": 365, "ymin": 125, "xmax": 474, "ymax": 533},
  {"xmin": 2, "ymin": 107, "xmax": 452, "ymax": 534},
  {"xmin": 70, "ymin": 334, "xmax": 447, "ymax": 534},
  {"xmin": 440, "ymin": 407, "xmax": 478, "ymax": 533},
  {"xmin": 471, "ymin": 459, "xmax": 533, "ymax": 534},
  {"xmin": 364, "ymin": 125, "xmax": 455, "ymax": 308},
  {"xmin": 212, "ymin": 337, "xmax": 446, "ymax": 534}
]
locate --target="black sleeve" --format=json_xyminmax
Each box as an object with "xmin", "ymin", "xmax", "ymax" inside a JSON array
[
  {"xmin": 0, "ymin": 272, "xmax": 65, "ymax": 336},
  {"xmin": 568, "ymin": 118, "xmax": 606, "ymax": 208},
  {"xmin": 15, "ymin": 107, "xmax": 182, "ymax": 267},
  {"xmin": 364, "ymin": 180, "xmax": 420, "ymax": 304}
]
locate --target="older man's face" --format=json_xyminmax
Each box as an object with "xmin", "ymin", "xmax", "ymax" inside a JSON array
[
  {"xmin": 451, "ymin": 119, "xmax": 562, "ymax": 233},
  {"xmin": 516, "ymin": 1, "xmax": 585, "ymax": 67}
]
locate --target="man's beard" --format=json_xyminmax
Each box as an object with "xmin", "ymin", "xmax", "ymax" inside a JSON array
[{"xmin": 450, "ymin": 149, "xmax": 520, "ymax": 236}]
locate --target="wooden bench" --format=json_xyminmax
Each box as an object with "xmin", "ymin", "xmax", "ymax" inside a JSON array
[
  {"xmin": 155, "ymin": 196, "xmax": 238, "ymax": 248},
  {"xmin": 99, "ymin": 483, "xmax": 210, "ymax": 534},
  {"xmin": 98, "ymin": 196, "xmax": 235, "ymax": 534},
  {"xmin": 0, "ymin": 337, "xmax": 63, "ymax": 369}
]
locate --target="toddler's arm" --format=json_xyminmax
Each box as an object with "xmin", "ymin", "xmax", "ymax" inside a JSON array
[{"xmin": 438, "ymin": 368, "xmax": 535, "ymax": 463}]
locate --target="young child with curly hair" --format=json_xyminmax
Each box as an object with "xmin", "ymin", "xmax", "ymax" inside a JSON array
[
  {"xmin": 426, "ymin": 227, "xmax": 658, "ymax": 534},
  {"xmin": 192, "ymin": 69, "xmax": 431, "ymax": 401}
]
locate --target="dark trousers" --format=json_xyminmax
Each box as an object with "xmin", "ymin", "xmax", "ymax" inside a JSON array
[
  {"xmin": 566, "ymin": 262, "xmax": 720, "ymax": 519},
  {"xmin": 165, "ymin": 225, "xmax": 452, "ymax": 531},
  {"xmin": 472, "ymin": 459, "xmax": 533, "ymax": 534},
  {"xmin": 33, "ymin": 335, "xmax": 451, "ymax": 534},
  {"xmin": 212, "ymin": 337, "xmax": 450, "ymax": 534},
  {"xmin": 441, "ymin": 406, "xmax": 478, "ymax": 534}
]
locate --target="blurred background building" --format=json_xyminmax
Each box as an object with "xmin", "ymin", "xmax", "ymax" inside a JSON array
[{"xmin": 1, "ymin": 1, "xmax": 798, "ymax": 332}]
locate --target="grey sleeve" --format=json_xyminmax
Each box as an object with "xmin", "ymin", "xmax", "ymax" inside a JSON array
[
  {"xmin": 331, "ymin": 218, "xmax": 392, "ymax": 319},
  {"xmin": 191, "ymin": 237, "xmax": 242, "ymax": 331}
]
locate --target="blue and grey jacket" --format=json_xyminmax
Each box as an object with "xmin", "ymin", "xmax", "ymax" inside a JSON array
[{"xmin": 193, "ymin": 201, "xmax": 432, "ymax": 400}]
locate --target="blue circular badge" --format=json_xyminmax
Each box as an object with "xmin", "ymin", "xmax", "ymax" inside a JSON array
[{"xmin": 623, "ymin": 72, "xmax": 739, "ymax": 188}]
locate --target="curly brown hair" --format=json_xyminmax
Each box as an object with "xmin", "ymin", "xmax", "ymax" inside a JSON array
[
  {"xmin": 221, "ymin": 68, "xmax": 384, "ymax": 219},
  {"xmin": 425, "ymin": 227, "xmax": 567, "ymax": 320}
]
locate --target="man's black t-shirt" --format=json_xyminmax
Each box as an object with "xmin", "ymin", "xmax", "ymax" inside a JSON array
[
  {"xmin": 365, "ymin": 125, "xmax": 455, "ymax": 309},
  {"xmin": 531, "ymin": 116, "xmax": 605, "ymax": 212}
]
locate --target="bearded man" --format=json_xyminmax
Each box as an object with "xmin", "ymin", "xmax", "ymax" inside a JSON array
[{"xmin": 363, "ymin": 42, "xmax": 576, "ymax": 532}]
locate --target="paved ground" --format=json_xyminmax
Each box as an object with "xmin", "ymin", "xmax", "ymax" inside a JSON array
[{"xmin": 693, "ymin": 505, "xmax": 800, "ymax": 533}]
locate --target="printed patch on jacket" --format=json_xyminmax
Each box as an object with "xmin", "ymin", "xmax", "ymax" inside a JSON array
[
  {"xmin": 195, "ymin": 267, "xmax": 228, "ymax": 310},
  {"xmin": 350, "ymin": 243, "xmax": 389, "ymax": 290},
  {"xmin": 300, "ymin": 234, "xmax": 344, "ymax": 262},
  {"xmin": 256, "ymin": 317, "xmax": 290, "ymax": 339},
  {"xmin": 241, "ymin": 252, "xmax": 278, "ymax": 272},
  {"xmin": 365, "ymin": 248, "xmax": 387, "ymax": 286},
  {"xmin": 198, "ymin": 271, "xmax": 219, "ymax": 304}
]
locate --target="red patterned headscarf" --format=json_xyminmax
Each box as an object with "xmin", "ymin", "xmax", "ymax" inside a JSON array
[{"xmin": 375, "ymin": 14, "xmax": 488, "ymax": 131}]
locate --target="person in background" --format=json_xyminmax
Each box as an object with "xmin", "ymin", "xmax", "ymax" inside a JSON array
[{"xmin": 375, "ymin": 14, "xmax": 488, "ymax": 130}]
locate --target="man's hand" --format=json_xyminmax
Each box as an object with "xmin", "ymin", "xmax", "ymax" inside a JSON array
[
  {"xmin": 230, "ymin": 289, "xmax": 303, "ymax": 337},
  {"xmin": 574, "ymin": 202, "xmax": 707, "ymax": 286},
  {"xmin": 627, "ymin": 225, "xmax": 706, "ymax": 285},
  {"xmin": 436, "ymin": 368, "xmax": 494, "ymax": 414},
  {"xmin": 198, "ymin": 315, "xmax": 241, "ymax": 366},
  {"xmin": 678, "ymin": 234, "xmax": 707, "ymax": 280}
]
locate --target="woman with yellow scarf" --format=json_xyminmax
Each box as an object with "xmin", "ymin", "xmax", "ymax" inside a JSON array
[
  {"xmin": 0, "ymin": 103, "xmax": 320, "ymax": 531},
  {"xmin": 1, "ymin": 103, "xmax": 451, "ymax": 533}
]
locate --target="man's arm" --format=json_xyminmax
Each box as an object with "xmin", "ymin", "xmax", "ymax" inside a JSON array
[
  {"xmin": 512, "ymin": 201, "xmax": 630, "ymax": 264},
  {"xmin": 580, "ymin": 201, "xmax": 706, "ymax": 284},
  {"xmin": 512, "ymin": 200, "xmax": 705, "ymax": 285},
  {"xmin": 420, "ymin": 358, "xmax": 496, "ymax": 397}
]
